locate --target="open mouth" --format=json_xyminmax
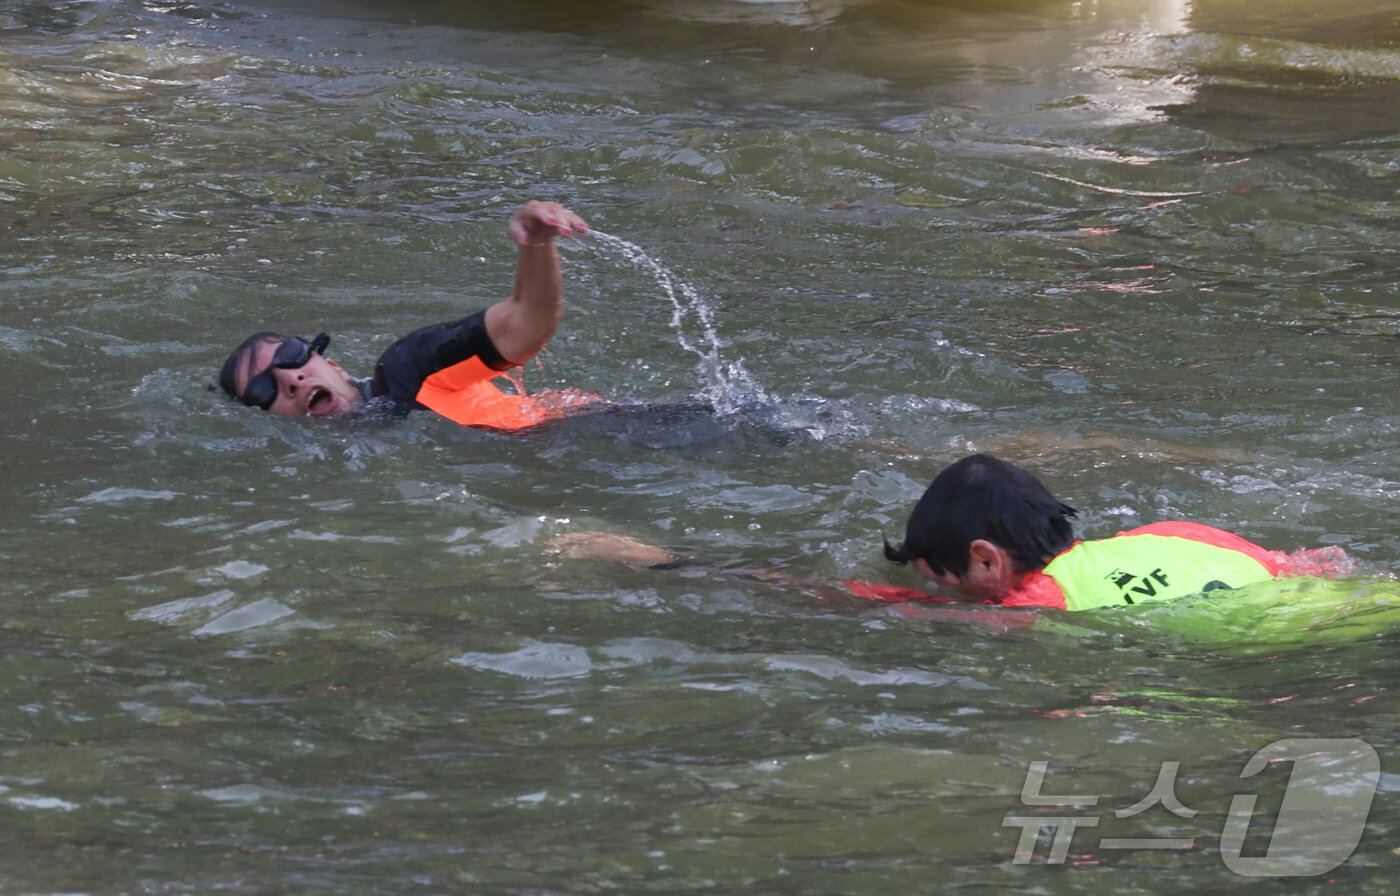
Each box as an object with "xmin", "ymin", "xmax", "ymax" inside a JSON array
[{"xmin": 307, "ymin": 386, "xmax": 334, "ymax": 416}]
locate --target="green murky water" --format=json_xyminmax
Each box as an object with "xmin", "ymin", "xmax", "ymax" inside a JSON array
[{"xmin": 2, "ymin": 0, "xmax": 1398, "ymax": 891}]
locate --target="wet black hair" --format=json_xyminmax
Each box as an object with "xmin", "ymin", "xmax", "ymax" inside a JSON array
[
  {"xmin": 884, "ymin": 454, "xmax": 1078, "ymax": 577},
  {"xmin": 218, "ymin": 331, "xmax": 286, "ymax": 401}
]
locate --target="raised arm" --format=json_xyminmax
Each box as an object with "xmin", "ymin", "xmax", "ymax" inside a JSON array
[{"xmin": 484, "ymin": 200, "xmax": 589, "ymax": 366}]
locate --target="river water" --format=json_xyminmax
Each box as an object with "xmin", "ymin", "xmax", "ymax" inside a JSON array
[{"xmin": 2, "ymin": 0, "xmax": 1398, "ymax": 891}]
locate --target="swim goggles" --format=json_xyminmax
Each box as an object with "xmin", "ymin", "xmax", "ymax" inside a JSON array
[{"xmin": 239, "ymin": 333, "xmax": 331, "ymax": 410}]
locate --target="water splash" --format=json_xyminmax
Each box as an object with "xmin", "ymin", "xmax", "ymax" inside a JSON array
[{"xmin": 588, "ymin": 230, "xmax": 771, "ymax": 415}]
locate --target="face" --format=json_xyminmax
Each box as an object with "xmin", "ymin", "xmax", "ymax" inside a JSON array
[
  {"xmin": 235, "ymin": 338, "xmax": 362, "ymax": 417},
  {"xmin": 913, "ymin": 540, "xmax": 1017, "ymax": 601}
]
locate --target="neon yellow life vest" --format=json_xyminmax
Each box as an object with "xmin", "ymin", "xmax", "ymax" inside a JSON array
[{"xmin": 1043, "ymin": 532, "xmax": 1275, "ymax": 611}]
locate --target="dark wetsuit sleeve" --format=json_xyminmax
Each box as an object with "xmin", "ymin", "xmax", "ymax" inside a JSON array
[{"xmin": 370, "ymin": 310, "xmax": 511, "ymax": 414}]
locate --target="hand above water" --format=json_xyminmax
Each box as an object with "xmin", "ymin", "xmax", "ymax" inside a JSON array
[{"xmin": 509, "ymin": 200, "xmax": 589, "ymax": 247}]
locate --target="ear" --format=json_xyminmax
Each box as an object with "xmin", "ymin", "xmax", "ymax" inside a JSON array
[
  {"xmin": 968, "ymin": 539, "xmax": 1009, "ymax": 573},
  {"xmin": 966, "ymin": 539, "xmax": 1017, "ymax": 594}
]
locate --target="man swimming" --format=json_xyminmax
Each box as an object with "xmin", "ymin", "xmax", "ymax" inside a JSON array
[
  {"xmin": 872, "ymin": 453, "xmax": 1351, "ymax": 610},
  {"xmin": 218, "ymin": 200, "xmax": 596, "ymax": 430}
]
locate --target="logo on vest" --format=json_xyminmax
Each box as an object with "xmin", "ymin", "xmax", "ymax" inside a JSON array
[{"xmin": 1105, "ymin": 567, "xmax": 1169, "ymax": 603}]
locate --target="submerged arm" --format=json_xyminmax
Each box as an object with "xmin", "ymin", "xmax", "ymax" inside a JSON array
[{"xmin": 546, "ymin": 531, "xmax": 680, "ymax": 570}]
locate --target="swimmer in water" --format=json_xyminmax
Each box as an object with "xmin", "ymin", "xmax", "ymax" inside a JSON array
[
  {"xmin": 546, "ymin": 453, "xmax": 1351, "ymax": 613},
  {"xmin": 868, "ymin": 453, "xmax": 1351, "ymax": 610},
  {"xmin": 218, "ymin": 200, "xmax": 596, "ymax": 430}
]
